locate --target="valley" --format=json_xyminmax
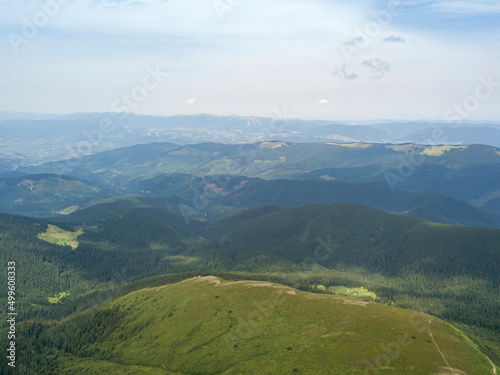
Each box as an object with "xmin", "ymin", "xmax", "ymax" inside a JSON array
[{"xmin": 0, "ymin": 118, "xmax": 499, "ymax": 374}]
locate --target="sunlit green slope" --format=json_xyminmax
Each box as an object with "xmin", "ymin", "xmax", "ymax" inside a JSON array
[{"xmin": 50, "ymin": 276, "xmax": 494, "ymax": 374}]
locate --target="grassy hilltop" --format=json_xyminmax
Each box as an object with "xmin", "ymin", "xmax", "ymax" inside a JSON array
[{"xmin": 49, "ymin": 277, "xmax": 494, "ymax": 374}]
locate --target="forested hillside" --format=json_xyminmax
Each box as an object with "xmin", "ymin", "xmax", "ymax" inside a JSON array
[
  {"xmin": 1, "ymin": 202, "xmax": 499, "ymax": 370},
  {"xmin": 9, "ymin": 141, "xmax": 498, "ymax": 229}
]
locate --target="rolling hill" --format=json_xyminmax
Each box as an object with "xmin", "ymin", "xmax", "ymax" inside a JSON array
[
  {"xmin": 208, "ymin": 177, "xmax": 500, "ymax": 228},
  {"xmin": 46, "ymin": 172, "xmax": 500, "ymax": 228},
  {"xmin": 57, "ymin": 194, "xmax": 239, "ymax": 225},
  {"xmin": 204, "ymin": 203, "xmax": 500, "ymax": 282},
  {"xmin": 24, "ymin": 142, "xmax": 500, "ymax": 223},
  {"xmin": 0, "ymin": 173, "xmax": 111, "ymax": 217},
  {"xmin": 0, "ymin": 212, "xmax": 97, "ymax": 320},
  {"xmin": 292, "ymin": 148, "xmax": 500, "ymax": 215},
  {"xmin": 203, "ymin": 203, "xmax": 500, "ymax": 356},
  {"xmin": 2, "ymin": 167, "xmax": 499, "ymax": 229},
  {"xmin": 0, "ymin": 205, "xmax": 205, "ymax": 323},
  {"xmin": 28, "ymin": 141, "xmax": 500, "ymax": 184},
  {"xmin": 36, "ymin": 277, "xmax": 498, "ymax": 374}
]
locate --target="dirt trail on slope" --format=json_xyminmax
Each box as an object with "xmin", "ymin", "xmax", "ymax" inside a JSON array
[
  {"xmin": 427, "ymin": 319, "xmax": 497, "ymax": 375},
  {"xmin": 486, "ymin": 356, "xmax": 497, "ymax": 375},
  {"xmin": 427, "ymin": 320, "xmax": 455, "ymax": 374}
]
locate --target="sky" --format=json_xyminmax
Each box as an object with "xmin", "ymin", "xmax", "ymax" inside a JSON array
[{"xmin": 0, "ymin": 0, "xmax": 499, "ymax": 121}]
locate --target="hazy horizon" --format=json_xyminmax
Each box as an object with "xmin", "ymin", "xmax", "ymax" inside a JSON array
[
  {"xmin": 1, "ymin": 0, "xmax": 499, "ymax": 121},
  {"xmin": 2, "ymin": 110, "xmax": 500, "ymax": 125}
]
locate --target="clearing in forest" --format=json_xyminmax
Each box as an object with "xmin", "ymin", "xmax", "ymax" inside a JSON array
[{"xmin": 38, "ymin": 224, "xmax": 83, "ymax": 249}]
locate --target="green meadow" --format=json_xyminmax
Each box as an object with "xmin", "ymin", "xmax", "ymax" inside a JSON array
[
  {"xmin": 49, "ymin": 277, "xmax": 493, "ymax": 374},
  {"xmin": 48, "ymin": 291, "xmax": 71, "ymax": 304},
  {"xmin": 38, "ymin": 224, "xmax": 83, "ymax": 249}
]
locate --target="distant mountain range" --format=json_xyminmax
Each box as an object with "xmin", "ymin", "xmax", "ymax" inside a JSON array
[
  {"xmin": 1, "ymin": 140, "xmax": 492, "ymax": 228},
  {"xmin": 1, "ymin": 112, "xmax": 500, "ymax": 167}
]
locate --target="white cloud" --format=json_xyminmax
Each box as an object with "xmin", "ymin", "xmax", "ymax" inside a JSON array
[
  {"xmin": 383, "ymin": 36, "xmax": 406, "ymax": 43},
  {"xmin": 332, "ymin": 64, "xmax": 359, "ymax": 80},
  {"xmin": 318, "ymin": 99, "xmax": 329, "ymax": 104},
  {"xmin": 344, "ymin": 36, "xmax": 365, "ymax": 47},
  {"xmin": 184, "ymin": 98, "xmax": 197, "ymax": 105},
  {"xmin": 361, "ymin": 58, "xmax": 391, "ymax": 79}
]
